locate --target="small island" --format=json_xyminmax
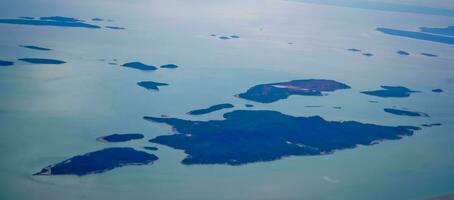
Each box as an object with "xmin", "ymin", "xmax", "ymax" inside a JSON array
[
  {"xmin": 97, "ymin": 133, "xmax": 144, "ymax": 143},
  {"xmin": 384, "ymin": 108, "xmax": 430, "ymax": 117},
  {"xmin": 421, "ymin": 123, "xmax": 442, "ymax": 127},
  {"xmin": 143, "ymin": 146, "xmax": 159, "ymax": 151},
  {"xmin": 0, "ymin": 16, "xmax": 101, "ymax": 29},
  {"xmin": 347, "ymin": 48, "xmax": 361, "ymax": 52},
  {"xmin": 34, "ymin": 147, "xmax": 158, "ymax": 176},
  {"xmin": 137, "ymin": 81, "xmax": 168, "ymax": 91},
  {"xmin": 362, "ymin": 53, "xmax": 374, "ymax": 57},
  {"xmin": 376, "ymin": 27, "xmax": 454, "ymax": 45},
  {"xmin": 361, "ymin": 86, "xmax": 419, "ymax": 98},
  {"xmin": 187, "ymin": 103, "xmax": 234, "ymax": 115},
  {"xmin": 20, "ymin": 45, "xmax": 51, "ymax": 51},
  {"xmin": 421, "ymin": 53, "xmax": 438, "ymax": 57},
  {"xmin": 122, "ymin": 62, "xmax": 157, "ymax": 71},
  {"xmin": 40, "ymin": 16, "xmax": 80, "ymax": 22},
  {"xmin": 420, "ymin": 26, "xmax": 454, "ymax": 37},
  {"xmin": 237, "ymin": 79, "xmax": 350, "ymax": 103},
  {"xmin": 432, "ymin": 89, "xmax": 443, "ymax": 93},
  {"xmin": 305, "ymin": 105, "xmax": 321, "ymax": 108},
  {"xmin": 160, "ymin": 64, "xmax": 178, "ymax": 69},
  {"xmin": 397, "ymin": 50, "xmax": 410, "ymax": 55},
  {"xmin": 144, "ymin": 110, "xmax": 418, "ymax": 165},
  {"xmin": 105, "ymin": 26, "xmax": 126, "ymax": 30},
  {"xmin": 18, "ymin": 58, "xmax": 66, "ymax": 64},
  {"xmin": 0, "ymin": 60, "xmax": 14, "ymax": 66}
]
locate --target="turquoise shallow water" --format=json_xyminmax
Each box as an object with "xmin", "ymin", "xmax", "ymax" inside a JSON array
[{"xmin": 0, "ymin": 0, "xmax": 453, "ymax": 199}]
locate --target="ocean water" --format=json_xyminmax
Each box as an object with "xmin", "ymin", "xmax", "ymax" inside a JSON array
[{"xmin": 0, "ymin": 0, "xmax": 453, "ymax": 199}]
